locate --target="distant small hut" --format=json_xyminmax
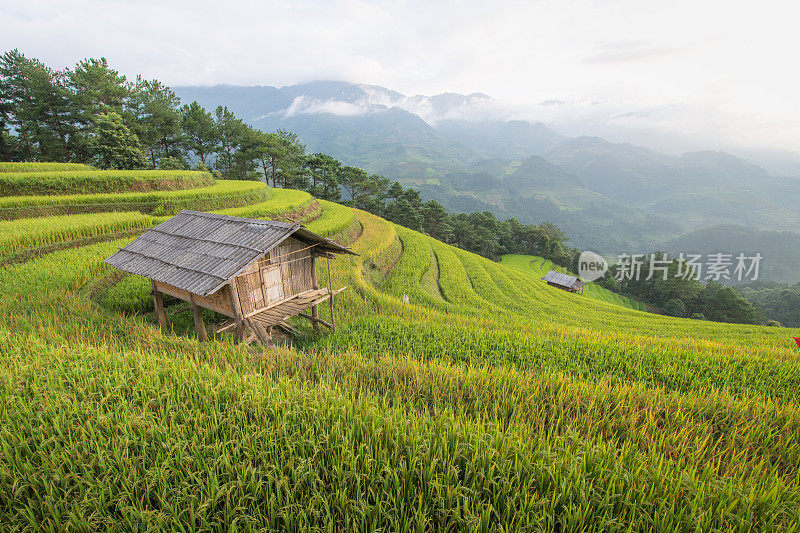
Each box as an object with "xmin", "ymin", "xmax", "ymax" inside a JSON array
[
  {"xmin": 541, "ymin": 270, "xmax": 585, "ymax": 293},
  {"xmin": 104, "ymin": 210, "xmax": 356, "ymax": 345}
]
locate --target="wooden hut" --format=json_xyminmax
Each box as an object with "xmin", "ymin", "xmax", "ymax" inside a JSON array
[
  {"xmin": 541, "ymin": 270, "xmax": 585, "ymax": 293},
  {"xmin": 104, "ymin": 210, "xmax": 356, "ymax": 344}
]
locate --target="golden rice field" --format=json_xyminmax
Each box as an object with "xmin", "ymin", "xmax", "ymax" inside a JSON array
[
  {"xmin": 0, "ymin": 163, "xmax": 799, "ymax": 530},
  {"xmin": 500, "ymin": 253, "xmax": 647, "ymax": 311}
]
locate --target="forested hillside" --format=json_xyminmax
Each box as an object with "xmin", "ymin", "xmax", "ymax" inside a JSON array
[{"xmin": 666, "ymin": 224, "xmax": 800, "ymax": 284}]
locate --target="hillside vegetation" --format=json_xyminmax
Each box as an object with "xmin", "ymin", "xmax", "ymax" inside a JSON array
[
  {"xmin": 500, "ymin": 254, "xmax": 646, "ymax": 311},
  {"xmin": 666, "ymin": 224, "xmax": 800, "ymax": 284},
  {"xmin": 0, "ymin": 165, "xmax": 799, "ymax": 530}
]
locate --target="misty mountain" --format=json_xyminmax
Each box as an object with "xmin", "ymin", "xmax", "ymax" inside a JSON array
[
  {"xmin": 175, "ymin": 81, "xmax": 386, "ymax": 119},
  {"xmin": 174, "ymin": 82, "xmax": 565, "ymax": 176},
  {"xmin": 542, "ymin": 137, "xmax": 799, "ymax": 234},
  {"xmin": 261, "ymin": 108, "xmax": 478, "ymax": 181},
  {"xmin": 435, "ymin": 119, "xmax": 564, "ymax": 159},
  {"xmin": 175, "ymin": 82, "xmax": 489, "ymax": 180},
  {"xmin": 422, "ymin": 155, "xmax": 683, "ymax": 252},
  {"xmin": 665, "ymin": 225, "xmax": 800, "ymax": 284},
  {"xmin": 732, "ymin": 148, "xmax": 800, "ymax": 177},
  {"xmin": 543, "ymin": 136, "xmax": 678, "ymax": 204},
  {"xmin": 543, "ymin": 137, "xmax": 776, "ymax": 203},
  {"xmin": 173, "ymin": 82, "xmax": 800, "ymax": 278}
]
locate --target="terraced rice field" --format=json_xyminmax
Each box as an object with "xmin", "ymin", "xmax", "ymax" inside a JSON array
[
  {"xmin": 0, "ymin": 164, "xmax": 799, "ymax": 530},
  {"xmin": 0, "ymin": 169, "xmax": 215, "ymax": 196},
  {"xmin": 0, "ymin": 176, "xmax": 268, "ymax": 220},
  {"xmin": 501, "ymin": 253, "xmax": 647, "ymax": 311},
  {"xmin": 0, "ymin": 162, "xmax": 95, "ymax": 173}
]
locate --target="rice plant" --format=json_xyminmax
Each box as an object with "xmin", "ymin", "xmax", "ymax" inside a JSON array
[
  {"xmin": 0, "ymin": 179, "xmax": 268, "ymax": 219},
  {"xmin": 0, "ymin": 169, "xmax": 214, "ymax": 196},
  {"xmin": 0, "ymin": 211, "xmax": 153, "ymax": 260},
  {"xmin": 0, "ymin": 162, "xmax": 94, "ymax": 173}
]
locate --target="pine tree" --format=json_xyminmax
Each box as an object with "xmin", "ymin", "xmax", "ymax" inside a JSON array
[
  {"xmin": 94, "ymin": 112, "xmax": 146, "ymax": 169},
  {"xmin": 181, "ymin": 101, "xmax": 218, "ymax": 165}
]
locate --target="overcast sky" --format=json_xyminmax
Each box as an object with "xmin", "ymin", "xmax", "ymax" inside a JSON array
[{"xmin": 3, "ymin": 0, "xmax": 799, "ymax": 154}]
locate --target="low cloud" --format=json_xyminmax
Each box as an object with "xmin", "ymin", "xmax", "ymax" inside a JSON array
[
  {"xmin": 282, "ymin": 95, "xmax": 378, "ymax": 118},
  {"xmin": 277, "ymin": 86, "xmax": 507, "ymax": 125}
]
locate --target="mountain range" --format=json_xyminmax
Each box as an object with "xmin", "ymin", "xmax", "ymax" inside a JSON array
[{"xmin": 174, "ymin": 81, "xmax": 800, "ymax": 282}]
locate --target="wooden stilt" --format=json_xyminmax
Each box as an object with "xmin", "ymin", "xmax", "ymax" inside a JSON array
[
  {"xmin": 214, "ymin": 320, "xmax": 237, "ymax": 333},
  {"xmin": 151, "ymin": 280, "xmax": 167, "ymax": 332},
  {"xmin": 189, "ymin": 294, "xmax": 208, "ymax": 342},
  {"xmin": 327, "ymin": 256, "xmax": 336, "ymax": 332},
  {"xmin": 227, "ymin": 280, "xmax": 246, "ymax": 342},
  {"xmin": 243, "ymin": 330, "xmax": 258, "ymax": 345},
  {"xmin": 252, "ymin": 321, "xmax": 272, "ymax": 345},
  {"xmin": 297, "ymin": 312, "xmax": 334, "ymax": 329},
  {"xmin": 311, "ymin": 257, "xmax": 320, "ymax": 333},
  {"xmin": 277, "ymin": 321, "xmax": 300, "ymax": 336}
]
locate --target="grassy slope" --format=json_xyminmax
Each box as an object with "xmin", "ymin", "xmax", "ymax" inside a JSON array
[
  {"xmin": 0, "ymin": 176, "xmax": 799, "ymax": 529},
  {"xmin": 500, "ymin": 253, "xmax": 646, "ymax": 311},
  {"xmin": 0, "ymin": 162, "xmax": 95, "ymax": 172},
  {"xmin": 0, "ymin": 169, "xmax": 215, "ymax": 196}
]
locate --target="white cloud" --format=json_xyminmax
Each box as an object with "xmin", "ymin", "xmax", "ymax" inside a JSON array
[
  {"xmin": 264, "ymin": 87, "xmax": 507, "ymax": 125},
  {"xmin": 1, "ymin": 0, "xmax": 799, "ymax": 152},
  {"xmin": 357, "ymin": 87, "xmax": 503, "ymax": 124},
  {"xmin": 279, "ymin": 96, "xmax": 376, "ymax": 118}
]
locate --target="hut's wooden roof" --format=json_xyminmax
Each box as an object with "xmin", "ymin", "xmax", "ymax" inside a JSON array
[
  {"xmin": 541, "ymin": 270, "xmax": 585, "ymax": 289},
  {"xmin": 104, "ymin": 210, "xmax": 354, "ymax": 297}
]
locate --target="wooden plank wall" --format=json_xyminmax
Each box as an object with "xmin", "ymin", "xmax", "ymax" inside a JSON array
[
  {"xmin": 236, "ymin": 261, "xmax": 266, "ymax": 315},
  {"xmin": 234, "ymin": 237, "xmax": 316, "ymax": 315},
  {"xmin": 270, "ymin": 238, "xmax": 315, "ymax": 297}
]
